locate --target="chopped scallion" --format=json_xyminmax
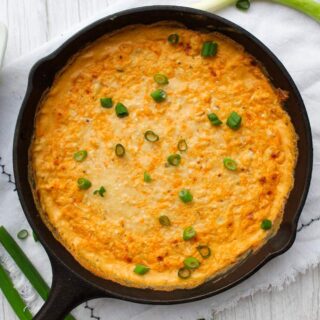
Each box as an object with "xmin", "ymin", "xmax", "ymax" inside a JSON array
[
  {"xmin": 197, "ymin": 245, "xmax": 211, "ymax": 258},
  {"xmin": 115, "ymin": 103, "xmax": 129, "ymax": 118},
  {"xmin": 207, "ymin": 113, "xmax": 222, "ymax": 126},
  {"xmin": 167, "ymin": 154, "xmax": 181, "ymax": 166},
  {"xmin": 226, "ymin": 111, "xmax": 242, "ymax": 130},
  {"xmin": 183, "ymin": 226, "xmax": 196, "ymax": 240},
  {"xmin": 77, "ymin": 178, "xmax": 92, "ymax": 190},
  {"xmin": 17, "ymin": 230, "xmax": 28, "ymax": 240},
  {"xmin": 178, "ymin": 267, "xmax": 191, "ymax": 279},
  {"xmin": 223, "ymin": 158, "xmax": 237, "ymax": 171},
  {"xmin": 179, "ymin": 189, "xmax": 193, "ymax": 203},
  {"xmin": 115, "ymin": 144, "xmax": 125, "ymax": 157},
  {"xmin": 177, "ymin": 139, "xmax": 188, "ymax": 152},
  {"xmin": 73, "ymin": 150, "xmax": 88, "ymax": 162},
  {"xmin": 144, "ymin": 130, "xmax": 159, "ymax": 142},
  {"xmin": 168, "ymin": 34, "xmax": 179, "ymax": 45},
  {"xmin": 93, "ymin": 186, "xmax": 106, "ymax": 197},
  {"xmin": 201, "ymin": 41, "xmax": 218, "ymax": 57},
  {"xmin": 159, "ymin": 215, "xmax": 171, "ymax": 226},
  {"xmin": 151, "ymin": 89, "xmax": 167, "ymax": 102},
  {"xmin": 236, "ymin": 0, "xmax": 251, "ymax": 10},
  {"xmin": 144, "ymin": 172, "xmax": 152, "ymax": 183},
  {"xmin": 134, "ymin": 264, "xmax": 150, "ymax": 275},
  {"xmin": 261, "ymin": 219, "xmax": 272, "ymax": 230},
  {"xmin": 154, "ymin": 73, "xmax": 169, "ymax": 85},
  {"xmin": 100, "ymin": 97, "xmax": 113, "ymax": 108},
  {"xmin": 184, "ymin": 257, "xmax": 200, "ymax": 269}
]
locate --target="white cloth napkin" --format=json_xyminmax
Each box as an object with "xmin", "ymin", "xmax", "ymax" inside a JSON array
[{"xmin": 0, "ymin": 0, "xmax": 320, "ymax": 319}]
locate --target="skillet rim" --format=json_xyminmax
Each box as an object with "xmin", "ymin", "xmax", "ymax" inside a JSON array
[{"xmin": 13, "ymin": 5, "xmax": 313, "ymax": 304}]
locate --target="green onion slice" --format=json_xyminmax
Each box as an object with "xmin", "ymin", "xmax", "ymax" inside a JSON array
[
  {"xmin": 134, "ymin": 264, "xmax": 150, "ymax": 275},
  {"xmin": 184, "ymin": 257, "xmax": 200, "ymax": 269},
  {"xmin": 183, "ymin": 226, "xmax": 196, "ymax": 241},
  {"xmin": 151, "ymin": 89, "xmax": 167, "ymax": 102},
  {"xmin": 32, "ymin": 231, "xmax": 39, "ymax": 242},
  {"xmin": 167, "ymin": 154, "xmax": 181, "ymax": 166},
  {"xmin": 207, "ymin": 113, "xmax": 222, "ymax": 126},
  {"xmin": 154, "ymin": 73, "xmax": 169, "ymax": 85},
  {"xmin": 93, "ymin": 186, "xmax": 106, "ymax": 197},
  {"xmin": 17, "ymin": 230, "xmax": 29, "ymax": 240},
  {"xmin": 236, "ymin": 0, "xmax": 251, "ymax": 10},
  {"xmin": 159, "ymin": 215, "xmax": 171, "ymax": 226},
  {"xmin": 144, "ymin": 172, "xmax": 152, "ymax": 183},
  {"xmin": 73, "ymin": 150, "xmax": 88, "ymax": 162},
  {"xmin": 168, "ymin": 34, "xmax": 179, "ymax": 45},
  {"xmin": 197, "ymin": 245, "xmax": 211, "ymax": 258},
  {"xmin": 223, "ymin": 158, "xmax": 237, "ymax": 171},
  {"xmin": 178, "ymin": 267, "xmax": 191, "ymax": 279},
  {"xmin": 0, "ymin": 262, "xmax": 33, "ymax": 320},
  {"xmin": 177, "ymin": 139, "xmax": 188, "ymax": 152},
  {"xmin": 115, "ymin": 144, "xmax": 126, "ymax": 157},
  {"xmin": 77, "ymin": 178, "xmax": 92, "ymax": 190},
  {"xmin": 100, "ymin": 97, "xmax": 113, "ymax": 108},
  {"xmin": 115, "ymin": 103, "xmax": 129, "ymax": 118},
  {"xmin": 226, "ymin": 111, "xmax": 242, "ymax": 130},
  {"xmin": 179, "ymin": 189, "xmax": 193, "ymax": 203},
  {"xmin": 144, "ymin": 130, "xmax": 159, "ymax": 142},
  {"xmin": 261, "ymin": 219, "xmax": 272, "ymax": 230},
  {"xmin": 201, "ymin": 41, "xmax": 218, "ymax": 57}
]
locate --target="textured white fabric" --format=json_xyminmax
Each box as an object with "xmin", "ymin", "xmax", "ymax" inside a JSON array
[{"xmin": 0, "ymin": 1, "xmax": 319, "ymax": 319}]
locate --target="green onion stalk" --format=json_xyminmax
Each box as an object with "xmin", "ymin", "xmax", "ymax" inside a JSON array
[
  {"xmin": 0, "ymin": 263, "xmax": 33, "ymax": 320},
  {"xmin": 0, "ymin": 226, "xmax": 76, "ymax": 320},
  {"xmin": 193, "ymin": 0, "xmax": 320, "ymax": 23}
]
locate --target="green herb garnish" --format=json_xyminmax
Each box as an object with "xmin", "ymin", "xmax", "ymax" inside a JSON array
[
  {"xmin": 73, "ymin": 150, "xmax": 88, "ymax": 162},
  {"xmin": 154, "ymin": 73, "xmax": 169, "ymax": 85},
  {"xmin": 167, "ymin": 154, "xmax": 181, "ymax": 166},
  {"xmin": 93, "ymin": 186, "xmax": 106, "ymax": 197},
  {"xmin": 177, "ymin": 139, "xmax": 188, "ymax": 152},
  {"xmin": 134, "ymin": 264, "xmax": 150, "ymax": 275},
  {"xmin": 159, "ymin": 215, "xmax": 171, "ymax": 226},
  {"xmin": 115, "ymin": 144, "xmax": 125, "ymax": 157},
  {"xmin": 208, "ymin": 113, "xmax": 222, "ymax": 126},
  {"xmin": 184, "ymin": 257, "xmax": 201, "ymax": 269},
  {"xmin": 144, "ymin": 130, "xmax": 159, "ymax": 142},
  {"xmin": 197, "ymin": 245, "xmax": 211, "ymax": 258},
  {"xmin": 201, "ymin": 41, "xmax": 218, "ymax": 57},
  {"xmin": 168, "ymin": 34, "xmax": 179, "ymax": 44},
  {"xmin": 77, "ymin": 178, "xmax": 92, "ymax": 190},
  {"xmin": 115, "ymin": 103, "xmax": 129, "ymax": 118},
  {"xmin": 261, "ymin": 219, "xmax": 272, "ymax": 230},
  {"xmin": 183, "ymin": 226, "xmax": 196, "ymax": 240},
  {"xmin": 151, "ymin": 89, "xmax": 167, "ymax": 102},
  {"xmin": 17, "ymin": 230, "xmax": 29, "ymax": 240},
  {"xmin": 226, "ymin": 111, "xmax": 242, "ymax": 130},
  {"xmin": 178, "ymin": 267, "xmax": 191, "ymax": 279},
  {"xmin": 144, "ymin": 172, "xmax": 152, "ymax": 183},
  {"xmin": 100, "ymin": 97, "xmax": 113, "ymax": 108},
  {"xmin": 179, "ymin": 189, "xmax": 193, "ymax": 203}
]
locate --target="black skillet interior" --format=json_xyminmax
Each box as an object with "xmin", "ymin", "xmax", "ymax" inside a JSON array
[{"xmin": 13, "ymin": 6, "xmax": 313, "ymax": 320}]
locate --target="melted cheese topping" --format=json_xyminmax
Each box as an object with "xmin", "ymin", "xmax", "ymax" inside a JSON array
[{"xmin": 31, "ymin": 23, "xmax": 297, "ymax": 290}]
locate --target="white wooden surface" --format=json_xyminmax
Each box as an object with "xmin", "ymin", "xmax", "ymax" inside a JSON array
[{"xmin": 0, "ymin": 0, "xmax": 319, "ymax": 319}]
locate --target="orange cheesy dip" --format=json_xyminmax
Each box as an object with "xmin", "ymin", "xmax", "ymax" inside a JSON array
[{"xmin": 30, "ymin": 23, "xmax": 297, "ymax": 290}]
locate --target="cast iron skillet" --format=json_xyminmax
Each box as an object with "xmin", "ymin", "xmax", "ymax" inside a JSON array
[{"xmin": 13, "ymin": 6, "xmax": 313, "ymax": 320}]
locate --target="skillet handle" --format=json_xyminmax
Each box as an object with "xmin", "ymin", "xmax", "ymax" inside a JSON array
[{"xmin": 34, "ymin": 255, "xmax": 104, "ymax": 320}]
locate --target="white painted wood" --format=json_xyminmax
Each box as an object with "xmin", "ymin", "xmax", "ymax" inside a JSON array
[{"xmin": 0, "ymin": 0, "xmax": 319, "ymax": 319}]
